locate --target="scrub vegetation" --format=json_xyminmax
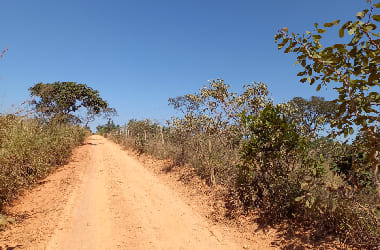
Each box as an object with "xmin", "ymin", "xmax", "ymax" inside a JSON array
[
  {"xmin": 0, "ymin": 115, "xmax": 87, "ymax": 209},
  {"xmin": 0, "ymin": 82, "xmax": 113, "ymax": 223},
  {"xmin": 102, "ymin": 3, "xmax": 380, "ymax": 248},
  {"xmin": 1, "ymin": 1, "xmax": 378, "ymax": 248}
]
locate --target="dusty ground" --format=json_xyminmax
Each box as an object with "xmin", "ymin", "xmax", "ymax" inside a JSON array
[{"xmin": 0, "ymin": 135, "xmax": 277, "ymax": 250}]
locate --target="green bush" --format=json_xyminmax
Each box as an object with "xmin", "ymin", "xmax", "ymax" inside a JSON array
[{"xmin": 237, "ymin": 105, "xmax": 380, "ymax": 247}]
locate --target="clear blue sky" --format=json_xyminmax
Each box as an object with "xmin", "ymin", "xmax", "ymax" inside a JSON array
[{"xmin": 0, "ymin": 0, "xmax": 373, "ymax": 130}]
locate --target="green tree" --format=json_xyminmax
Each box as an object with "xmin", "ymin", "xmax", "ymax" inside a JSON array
[
  {"xmin": 84, "ymin": 106, "xmax": 117, "ymax": 128},
  {"xmin": 96, "ymin": 119, "xmax": 119, "ymax": 135},
  {"xmin": 29, "ymin": 82, "xmax": 114, "ymax": 124},
  {"xmin": 126, "ymin": 119, "xmax": 160, "ymax": 138},
  {"xmin": 168, "ymin": 79, "xmax": 272, "ymax": 185},
  {"xmin": 238, "ymin": 104, "xmax": 316, "ymax": 217},
  {"xmin": 276, "ymin": 1, "xmax": 380, "ymax": 203},
  {"xmin": 288, "ymin": 96, "xmax": 338, "ymax": 137}
]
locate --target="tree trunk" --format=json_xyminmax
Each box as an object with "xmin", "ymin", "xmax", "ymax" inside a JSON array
[
  {"xmin": 161, "ymin": 128, "xmax": 164, "ymax": 144},
  {"xmin": 208, "ymin": 134, "xmax": 215, "ymax": 186},
  {"xmin": 372, "ymin": 150, "xmax": 380, "ymax": 205}
]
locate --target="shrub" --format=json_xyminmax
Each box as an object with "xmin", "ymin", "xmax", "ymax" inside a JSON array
[
  {"xmin": 237, "ymin": 104, "xmax": 380, "ymax": 247},
  {"xmin": 0, "ymin": 115, "xmax": 87, "ymax": 210}
]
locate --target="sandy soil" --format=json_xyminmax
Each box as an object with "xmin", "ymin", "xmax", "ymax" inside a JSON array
[{"xmin": 0, "ymin": 135, "xmax": 277, "ymax": 249}]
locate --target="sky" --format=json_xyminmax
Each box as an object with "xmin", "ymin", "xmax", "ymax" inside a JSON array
[{"xmin": 0, "ymin": 0, "xmax": 374, "ymax": 131}]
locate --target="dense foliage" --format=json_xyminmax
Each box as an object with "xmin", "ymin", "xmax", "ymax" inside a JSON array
[
  {"xmin": 287, "ymin": 96, "xmax": 338, "ymax": 136},
  {"xmin": 29, "ymin": 82, "xmax": 114, "ymax": 125},
  {"xmin": 275, "ymin": 1, "xmax": 380, "ymax": 203}
]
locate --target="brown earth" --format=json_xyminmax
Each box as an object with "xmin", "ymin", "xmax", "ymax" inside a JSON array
[{"xmin": 0, "ymin": 135, "xmax": 277, "ymax": 250}]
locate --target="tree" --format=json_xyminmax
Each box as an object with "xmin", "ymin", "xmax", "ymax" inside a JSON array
[
  {"xmin": 168, "ymin": 79, "xmax": 272, "ymax": 185},
  {"xmin": 238, "ymin": 104, "xmax": 316, "ymax": 217},
  {"xmin": 275, "ymin": 1, "xmax": 380, "ymax": 202},
  {"xmin": 83, "ymin": 106, "xmax": 117, "ymax": 128},
  {"xmin": 96, "ymin": 119, "xmax": 119, "ymax": 135},
  {"xmin": 126, "ymin": 119, "xmax": 160, "ymax": 138},
  {"xmin": 29, "ymin": 82, "xmax": 114, "ymax": 124},
  {"xmin": 288, "ymin": 96, "xmax": 338, "ymax": 137},
  {"xmin": 169, "ymin": 79, "xmax": 271, "ymax": 138}
]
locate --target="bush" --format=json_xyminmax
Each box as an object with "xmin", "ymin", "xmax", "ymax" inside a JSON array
[
  {"xmin": 237, "ymin": 105, "xmax": 380, "ymax": 247},
  {"xmin": 106, "ymin": 80, "xmax": 380, "ymax": 248},
  {"xmin": 0, "ymin": 115, "xmax": 88, "ymax": 210}
]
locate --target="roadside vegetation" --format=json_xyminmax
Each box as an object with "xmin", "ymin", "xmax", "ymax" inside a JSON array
[
  {"xmin": 0, "ymin": 82, "xmax": 113, "ymax": 228},
  {"xmin": 102, "ymin": 3, "xmax": 380, "ymax": 248},
  {"xmin": 0, "ymin": 115, "xmax": 87, "ymax": 208}
]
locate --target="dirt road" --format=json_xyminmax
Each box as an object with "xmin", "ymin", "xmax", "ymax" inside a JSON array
[{"xmin": 0, "ymin": 135, "xmax": 275, "ymax": 249}]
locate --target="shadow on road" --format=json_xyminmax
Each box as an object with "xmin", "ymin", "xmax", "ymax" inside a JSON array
[{"xmin": 0, "ymin": 244, "xmax": 23, "ymax": 250}]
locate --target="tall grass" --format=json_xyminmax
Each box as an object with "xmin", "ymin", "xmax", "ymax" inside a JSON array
[{"xmin": 0, "ymin": 114, "xmax": 88, "ymax": 210}]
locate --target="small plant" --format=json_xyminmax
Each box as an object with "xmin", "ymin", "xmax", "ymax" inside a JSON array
[{"xmin": 0, "ymin": 214, "xmax": 15, "ymax": 231}]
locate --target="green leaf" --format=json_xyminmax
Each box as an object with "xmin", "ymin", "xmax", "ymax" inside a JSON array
[
  {"xmin": 307, "ymin": 76, "xmax": 311, "ymax": 83},
  {"xmin": 373, "ymin": 15, "xmax": 380, "ymax": 22},
  {"xmin": 344, "ymin": 128, "xmax": 348, "ymax": 137},
  {"xmin": 349, "ymin": 127, "xmax": 354, "ymax": 135},
  {"xmin": 314, "ymin": 23, "xmax": 318, "ymax": 28},
  {"xmin": 316, "ymin": 84, "xmax": 322, "ymax": 91},
  {"xmin": 333, "ymin": 44, "xmax": 345, "ymax": 49},
  {"xmin": 324, "ymin": 23, "xmax": 333, "ymax": 27},
  {"xmin": 317, "ymin": 29, "xmax": 326, "ymax": 33},
  {"xmin": 362, "ymin": 119, "xmax": 367, "ymax": 127},
  {"xmin": 375, "ymin": 3, "xmax": 380, "ymax": 8},
  {"xmin": 339, "ymin": 28, "xmax": 345, "ymax": 37}
]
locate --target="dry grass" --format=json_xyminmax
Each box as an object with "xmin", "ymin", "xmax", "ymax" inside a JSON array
[
  {"xmin": 107, "ymin": 126, "xmax": 380, "ymax": 249},
  {"xmin": 0, "ymin": 114, "xmax": 88, "ymax": 211}
]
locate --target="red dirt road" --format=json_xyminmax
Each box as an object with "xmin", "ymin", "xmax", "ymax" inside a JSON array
[{"xmin": 0, "ymin": 135, "xmax": 276, "ymax": 249}]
